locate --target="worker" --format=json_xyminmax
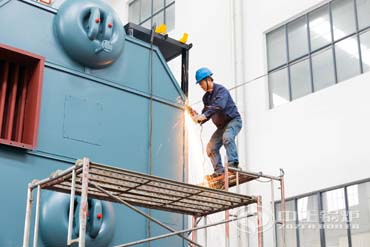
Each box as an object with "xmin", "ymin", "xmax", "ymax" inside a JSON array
[{"xmin": 193, "ymin": 67, "xmax": 242, "ymax": 177}]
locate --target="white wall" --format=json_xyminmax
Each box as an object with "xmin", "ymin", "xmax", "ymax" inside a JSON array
[
  {"xmin": 108, "ymin": 0, "xmax": 129, "ymax": 23},
  {"xmin": 51, "ymin": 0, "xmax": 129, "ymax": 23},
  {"xmin": 242, "ymin": 0, "xmax": 370, "ymax": 246}
]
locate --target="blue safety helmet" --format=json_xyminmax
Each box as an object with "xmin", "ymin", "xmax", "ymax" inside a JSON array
[{"xmin": 195, "ymin": 67, "xmax": 213, "ymax": 84}]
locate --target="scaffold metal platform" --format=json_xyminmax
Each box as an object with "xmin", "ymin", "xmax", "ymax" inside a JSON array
[
  {"xmin": 39, "ymin": 160, "xmax": 257, "ymax": 216},
  {"xmin": 23, "ymin": 158, "xmax": 285, "ymax": 247}
]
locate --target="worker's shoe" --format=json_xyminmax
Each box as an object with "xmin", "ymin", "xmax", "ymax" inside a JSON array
[
  {"xmin": 210, "ymin": 169, "xmax": 224, "ymax": 178},
  {"xmin": 228, "ymin": 161, "xmax": 239, "ymax": 169}
]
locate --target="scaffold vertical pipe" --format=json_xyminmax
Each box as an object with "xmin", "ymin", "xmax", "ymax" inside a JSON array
[
  {"xmin": 67, "ymin": 169, "xmax": 77, "ymax": 245},
  {"xmin": 78, "ymin": 158, "xmax": 90, "ymax": 247},
  {"xmin": 192, "ymin": 216, "xmax": 197, "ymax": 247},
  {"xmin": 257, "ymin": 196, "xmax": 263, "ymax": 247},
  {"xmin": 23, "ymin": 185, "xmax": 33, "ymax": 247},
  {"xmin": 204, "ymin": 216, "xmax": 207, "ymax": 247},
  {"xmin": 236, "ymin": 171, "xmax": 241, "ymax": 247},
  {"xmin": 271, "ymin": 180, "xmax": 276, "ymax": 247},
  {"xmin": 32, "ymin": 185, "xmax": 41, "ymax": 247},
  {"xmin": 224, "ymin": 163, "xmax": 230, "ymax": 247},
  {"xmin": 280, "ymin": 175, "xmax": 286, "ymax": 247}
]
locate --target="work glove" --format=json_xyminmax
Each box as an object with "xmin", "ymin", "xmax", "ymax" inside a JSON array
[
  {"xmin": 194, "ymin": 114, "xmax": 207, "ymax": 124},
  {"xmin": 186, "ymin": 105, "xmax": 198, "ymax": 117}
]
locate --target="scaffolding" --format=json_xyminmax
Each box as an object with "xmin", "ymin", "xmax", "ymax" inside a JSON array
[{"xmin": 22, "ymin": 158, "xmax": 286, "ymax": 247}]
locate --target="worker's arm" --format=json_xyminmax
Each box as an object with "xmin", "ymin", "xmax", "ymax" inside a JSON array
[{"xmin": 202, "ymin": 87, "xmax": 229, "ymax": 119}]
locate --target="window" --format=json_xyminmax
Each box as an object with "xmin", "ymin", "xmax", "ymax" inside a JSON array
[
  {"xmin": 267, "ymin": 0, "xmax": 370, "ymax": 108},
  {"xmin": 268, "ymin": 67, "xmax": 290, "ymax": 108},
  {"xmin": 290, "ymin": 58, "xmax": 312, "ymax": 100},
  {"xmin": 322, "ymin": 189, "xmax": 349, "ymax": 246},
  {"xmin": 276, "ymin": 200, "xmax": 298, "ymax": 247},
  {"xmin": 357, "ymin": 0, "xmax": 370, "ymax": 30},
  {"xmin": 129, "ymin": 0, "xmax": 175, "ymax": 32},
  {"xmin": 312, "ymin": 47, "xmax": 336, "ymax": 91},
  {"xmin": 359, "ymin": 29, "xmax": 370, "ymax": 72},
  {"xmin": 348, "ymin": 183, "xmax": 370, "ymax": 245},
  {"xmin": 297, "ymin": 195, "xmax": 321, "ymax": 247},
  {"xmin": 288, "ymin": 16, "xmax": 309, "ymax": 61},
  {"xmin": 275, "ymin": 179, "xmax": 370, "ymax": 247}
]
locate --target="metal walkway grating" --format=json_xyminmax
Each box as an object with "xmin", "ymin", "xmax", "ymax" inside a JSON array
[{"xmin": 40, "ymin": 161, "xmax": 257, "ymax": 217}]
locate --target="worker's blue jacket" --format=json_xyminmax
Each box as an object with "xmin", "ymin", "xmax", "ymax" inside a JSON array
[{"xmin": 201, "ymin": 83, "xmax": 241, "ymax": 129}]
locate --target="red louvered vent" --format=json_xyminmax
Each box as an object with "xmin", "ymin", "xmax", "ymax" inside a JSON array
[{"xmin": 0, "ymin": 44, "xmax": 44, "ymax": 150}]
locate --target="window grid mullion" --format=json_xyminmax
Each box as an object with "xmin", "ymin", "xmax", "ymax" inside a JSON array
[
  {"xmin": 163, "ymin": 0, "xmax": 166, "ymax": 25},
  {"xmin": 294, "ymin": 198, "xmax": 301, "ymax": 247},
  {"xmin": 318, "ymin": 192, "xmax": 326, "ymax": 247},
  {"xmin": 267, "ymin": 0, "xmax": 370, "ymax": 108},
  {"xmin": 306, "ymin": 13, "xmax": 315, "ymax": 93},
  {"xmin": 276, "ymin": 179, "xmax": 370, "ymax": 245},
  {"xmin": 359, "ymin": 25, "xmax": 370, "ymax": 34},
  {"xmin": 310, "ymin": 42, "xmax": 335, "ymax": 55},
  {"xmin": 138, "ymin": 1, "xmax": 175, "ymax": 27},
  {"xmin": 354, "ymin": 0, "xmax": 364, "ymax": 73},
  {"xmin": 151, "ymin": 0, "xmax": 153, "ymax": 27},
  {"xmin": 285, "ymin": 24, "xmax": 293, "ymax": 101},
  {"xmin": 329, "ymin": 1, "xmax": 339, "ymax": 84},
  {"xmin": 344, "ymin": 186, "xmax": 353, "ymax": 247},
  {"xmin": 139, "ymin": 0, "xmax": 142, "ymax": 23}
]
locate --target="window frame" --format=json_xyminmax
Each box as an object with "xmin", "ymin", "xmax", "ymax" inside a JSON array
[
  {"xmin": 128, "ymin": 0, "xmax": 175, "ymax": 31},
  {"xmin": 275, "ymin": 177, "xmax": 370, "ymax": 247},
  {"xmin": 267, "ymin": 0, "xmax": 370, "ymax": 109}
]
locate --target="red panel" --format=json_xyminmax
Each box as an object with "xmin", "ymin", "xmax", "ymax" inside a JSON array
[
  {"xmin": 5, "ymin": 64, "xmax": 19, "ymax": 140},
  {"xmin": 0, "ymin": 138, "xmax": 32, "ymax": 149},
  {"xmin": 15, "ymin": 68, "xmax": 28, "ymax": 142},
  {"xmin": 0, "ymin": 43, "xmax": 44, "ymax": 62},
  {"xmin": 0, "ymin": 43, "xmax": 44, "ymax": 149},
  {"xmin": 0, "ymin": 62, "xmax": 9, "ymax": 135},
  {"xmin": 23, "ymin": 60, "xmax": 44, "ymax": 148}
]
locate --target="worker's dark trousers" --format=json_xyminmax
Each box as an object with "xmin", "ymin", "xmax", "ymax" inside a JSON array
[{"xmin": 206, "ymin": 117, "xmax": 242, "ymax": 173}]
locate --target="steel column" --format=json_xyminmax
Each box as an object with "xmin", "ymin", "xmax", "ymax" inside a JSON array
[{"xmin": 181, "ymin": 49, "xmax": 189, "ymax": 97}]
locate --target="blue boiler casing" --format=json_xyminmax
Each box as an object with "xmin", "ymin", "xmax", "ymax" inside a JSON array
[{"xmin": 0, "ymin": 0, "xmax": 187, "ymax": 246}]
